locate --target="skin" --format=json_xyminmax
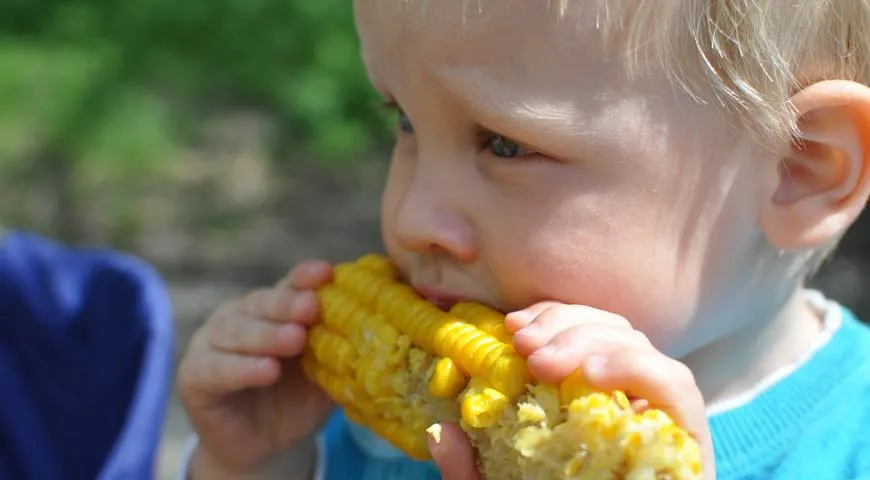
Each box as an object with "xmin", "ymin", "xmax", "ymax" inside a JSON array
[
  {"xmin": 178, "ymin": 261, "xmax": 334, "ymax": 479},
  {"xmin": 177, "ymin": 1, "xmax": 870, "ymax": 479}
]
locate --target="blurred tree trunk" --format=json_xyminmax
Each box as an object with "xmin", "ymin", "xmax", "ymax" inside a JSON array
[{"xmin": 40, "ymin": 147, "xmax": 79, "ymax": 242}]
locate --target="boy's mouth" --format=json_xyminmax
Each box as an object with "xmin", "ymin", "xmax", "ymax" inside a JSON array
[{"xmin": 412, "ymin": 285, "xmax": 467, "ymax": 312}]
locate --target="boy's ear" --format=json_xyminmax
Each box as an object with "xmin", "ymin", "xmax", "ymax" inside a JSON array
[{"xmin": 759, "ymin": 80, "xmax": 870, "ymax": 251}]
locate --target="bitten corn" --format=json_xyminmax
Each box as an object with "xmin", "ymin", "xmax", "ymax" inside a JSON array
[{"xmin": 302, "ymin": 254, "xmax": 703, "ymax": 480}]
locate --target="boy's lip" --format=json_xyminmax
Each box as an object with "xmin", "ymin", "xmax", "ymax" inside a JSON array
[{"xmin": 412, "ymin": 284, "xmax": 469, "ymax": 311}]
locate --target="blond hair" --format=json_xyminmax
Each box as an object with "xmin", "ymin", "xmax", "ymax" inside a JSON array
[{"xmin": 556, "ymin": 0, "xmax": 870, "ymax": 145}]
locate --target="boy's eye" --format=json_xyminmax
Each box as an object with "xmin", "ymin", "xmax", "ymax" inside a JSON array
[
  {"xmin": 397, "ymin": 109, "xmax": 414, "ymax": 134},
  {"xmin": 486, "ymin": 134, "xmax": 535, "ymax": 158},
  {"xmin": 384, "ymin": 100, "xmax": 535, "ymax": 160}
]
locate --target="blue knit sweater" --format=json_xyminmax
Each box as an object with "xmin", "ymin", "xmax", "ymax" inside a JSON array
[
  {"xmin": 316, "ymin": 296, "xmax": 870, "ymax": 480},
  {"xmin": 707, "ymin": 301, "xmax": 870, "ymax": 479}
]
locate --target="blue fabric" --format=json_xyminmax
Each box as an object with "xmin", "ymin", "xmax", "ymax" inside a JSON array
[
  {"xmin": 708, "ymin": 306, "xmax": 870, "ymax": 480},
  {"xmin": 322, "ymin": 411, "xmax": 439, "ymax": 480},
  {"xmin": 320, "ymin": 303, "xmax": 870, "ymax": 479},
  {"xmin": 0, "ymin": 230, "xmax": 173, "ymax": 480}
]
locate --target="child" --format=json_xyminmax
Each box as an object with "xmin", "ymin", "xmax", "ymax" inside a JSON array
[{"xmin": 176, "ymin": 1, "xmax": 870, "ymax": 479}]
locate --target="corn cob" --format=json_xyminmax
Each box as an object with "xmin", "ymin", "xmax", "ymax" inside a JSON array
[{"xmin": 302, "ymin": 254, "xmax": 703, "ymax": 480}]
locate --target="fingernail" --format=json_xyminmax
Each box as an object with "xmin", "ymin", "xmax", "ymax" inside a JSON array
[
  {"xmin": 506, "ymin": 310, "xmax": 534, "ymax": 330},
  {"xmin": 583, "ymin": 355, "xmax": 607, "ymax": 377},
  {"xmin": 304, "ymin": 261, "xmax": 323, "ymax": 274},
  {"xmin": 254, "ymin": 357, "xmax": 275, "ymax": 372}
]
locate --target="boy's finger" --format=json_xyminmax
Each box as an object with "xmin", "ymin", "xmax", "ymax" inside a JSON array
[
  {"xmin": 427, "ymin": 423, "xmax": 482, "ymax": 480},
  {"xmin": 180, "ymin": 351, "xmax": 280, "ymax": 400},
  {"xmin": 525, "ymin": 325, "xmax": 651, "ymax": 382},
  {"xmin": 504, "ymin": 301, "xmax": 562, "ymax": 332},
  {"xmin": 280, "ymin": 260, "xmax": 333, "ymax": 289},
  {"xmin": 242, "ymin": 289, "xmax": 320, "ymax": 325},
  {"xmin": 511, "ymin": 304, "xmax": 633, "ymax": 356},
  {"xmin": 210, "ymin": 315, "xmax": 307, "ymax": 357},
  {"xmin": 580, "ymin": 352, "xmax": 709, "ymax": 445},
  {"xmin": 241, "ymin": 288, "xmax": 294, "ymax": 321},
  {"xmin": 581, "ymin": 352, "xmax": 716, "ymax": 479}
]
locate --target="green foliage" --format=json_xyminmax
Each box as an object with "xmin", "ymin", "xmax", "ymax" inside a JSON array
[
  {"xmin": 77, "ymin": 86, "xmax": 177, "ymax": 183},
  {"xmin": 0, "ymin": 40, "xmax": 114, "ymax": 162},
  {"xmin": 0, "ymin": 0, "xmax": 393, "ymax": 166},
  {"xmin": 0, "ymin": 0, "xmax": 395, "ymax": 242}
]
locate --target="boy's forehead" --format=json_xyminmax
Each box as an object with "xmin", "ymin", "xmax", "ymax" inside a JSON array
[
  {"xmin": 356, "ymin": 1, "xmax": 567, "ymax": 41},
  {"xmin": 354, "ymin": 0, "xmax": 607, "ymax": 87}
]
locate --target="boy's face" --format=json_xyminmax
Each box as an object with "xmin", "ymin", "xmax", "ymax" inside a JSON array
[{"xmin": 355, "ymin": 1, "xmax": 777, "ymax": 358}]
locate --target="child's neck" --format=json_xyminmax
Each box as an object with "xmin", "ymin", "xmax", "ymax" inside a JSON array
[{"xmin": 682, "ymin": 288, "xmax": 824, "ymax": 409}]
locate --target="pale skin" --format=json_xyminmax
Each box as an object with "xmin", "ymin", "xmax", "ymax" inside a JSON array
[{"xmin": 176, "ymin": 1, "xmax": 870, "ymax": 479}]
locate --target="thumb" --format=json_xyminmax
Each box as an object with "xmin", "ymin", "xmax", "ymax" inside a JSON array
[
  {"xmin": 504, "ymin": 300, "xmax": 562, "ymax": 333},
  {"xmin": 427, "ymin": 422, "xmax": 483, "ymax": 480}
]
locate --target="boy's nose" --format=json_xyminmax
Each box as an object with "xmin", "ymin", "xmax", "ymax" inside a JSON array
[{"xmin": 391, "ymin": 184, "xmax": 478, "ymax": 263}]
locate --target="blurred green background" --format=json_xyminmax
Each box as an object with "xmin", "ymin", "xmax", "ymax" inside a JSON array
[
  {"xmin": 1, "ymin": 1, "xmax": 868, "ymax": 477},
  {"xmin": 0, "ymin": 0, "xmax": 393, "ymax": 259}
]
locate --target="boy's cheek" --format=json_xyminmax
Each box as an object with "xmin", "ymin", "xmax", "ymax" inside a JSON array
[{"xmin": 493, "ymin": 234, "xmax": 706, "ymax": 352}]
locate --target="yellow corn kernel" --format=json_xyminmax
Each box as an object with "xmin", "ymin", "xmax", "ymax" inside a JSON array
[
  {"xmin": 559, "ymin": 370, "xmax": 598, "ymax": 405},
  {"xmin": 300, "ymin": 355, "xmax": 377, "ymax": 418},
  {"xmin": 307, "ymin": 325, "xmax": 357, "ymax": 375},
  {"xmin": 318, "ymin": 285, "xmax": 402, "ymax": 350},
  {"xmin": 460, "ymin": 379, "xmax": 508, "ymax": 428},
  {"xmin": 303, "ymin": 254, "xmax": 703, "ymax": 480},
  {"xmin": 429, "ymin": 313, "xmax": 528, "ymax": 397},
  {"xmin": 373, "ymin": 396, "xmax": 407, "ymax": 419},
  {"xmin": 344, "ymin": 408, "xmax": 430, "ymax": 461},
  {"xmin": 450, "ymin": 302, "xmax": 514, "ymax": 345},
  {"xmin": 563, "ymin": 450, "xmax": 590, "ymax": 476},
  {"xmin": 317, "ymin": 286, "xmax": 364, "ymax": 337},
  {"xmin": 355, "ymin": 253, "xmax": 397, "ymax": 277},
  {"xmin": 355, "ymin": 354, "xmax": 397, "ymax": 397},
  {"xmin": 428, "ymin": 357, "xmax": 468, "ymax": 398}
]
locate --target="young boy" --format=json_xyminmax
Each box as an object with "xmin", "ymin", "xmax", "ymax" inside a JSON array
[{"xmin": 176, "ymin": 1, "xmax": 870, "ymax": 479}]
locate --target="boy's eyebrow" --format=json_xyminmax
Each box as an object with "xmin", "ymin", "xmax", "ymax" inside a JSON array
[
  {"xmin": 433, "ymin": 66, "xmax": 589, "ymax": 135},
  {"xmin": 433, "ymin": 65, "xmax": 647, "ymax": 156}
]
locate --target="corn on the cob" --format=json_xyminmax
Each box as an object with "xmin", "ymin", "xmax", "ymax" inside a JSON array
[{"xmin": 302, "ymin": 254, "xmax": 703, "ymax": 480}]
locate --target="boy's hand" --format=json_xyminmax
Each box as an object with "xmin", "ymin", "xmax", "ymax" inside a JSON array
[
  {"xmin": 505, "ymin": 301, "xmax": 716, "ymax": 479},
  {"xmin": 430, "ymin": 302, "xmax": 714, "ymax": 480},
  {"xmin": 176, "ymin": 260, "xmax": 335, "ymax": 476},
  {"xmin": 428, "ymin": 422, "xmax": 486, "ymax": 480}
]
